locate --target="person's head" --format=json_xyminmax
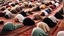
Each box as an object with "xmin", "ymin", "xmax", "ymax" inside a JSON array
[
  {"xmin": 31, "ymin": 27, "xmax": 48, "ymax": 36},
  {"xmin": 50, "ymin": 1, "xmax": 55, "ymax": 5},
  {"xmin": 49, "ymin": 2, "xmax": 53, "ymax": 5},
  {"xmin": 0, "ymin": 21, "xmax": 4, "ymax": 24},
  {"xmin": 42, "ymin": 2, "xmax": 45, "ymax": 4},
  {"xmin": 14, "ymin": 18, "xmax": 19, "ymax": 22},
  {"xmin": 45, "ymin": 3, "xmax": 49, "ymax": 6},
  {"xmin": 40, "ymin": 4, "xmax": 47, "ymax": 9},
  {"xmin": 7, "ymin": 7, "xmax": 11, "ymax": 11},
  {"xmin": 15, "ymin": 2, "xmax": 19, "ymax": 5},
  {"xmin": 33, "ymin": 13, "xmax": 42, "ymax": 20},
  {"xmin": 27, "ymin": 11, "xmax": 33, "ymax": 15},
  {"xmin": 34, "ymin": 6, "xmax": 40, "ymax": 11},
  {"xmin": 6, "ymin": 5, "xmax": 11, "ymax": 8},
  {"xmin": 37, "ymin": 22, "xmax": 50, "ymax": 32},
  {"xmin": 11, "ymin": 9, "xmax": 18, "ymax": 14},
  {"xmin": 11, "ymin": 3, "xmax": 15, "ymax": 7},
  {"xmin": 19, "ymin": 10, "xmax": 27, "ymax": 17},
  {"xmin": 57, "ymin": 31, "xmax": 64, "ymax": 36},
  {"xmin": 16, "ymin": 7, "xmax": 21, "ymax": 12},
  {"xmin": 1, "ymin": 7, "xmax": 6, "ymax": 11},
  {"xmin": 40, "ymin": 12, "xmax": 45, "ymax": 16}
]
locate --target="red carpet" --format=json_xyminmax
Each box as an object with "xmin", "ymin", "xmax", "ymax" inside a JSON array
[{"xmin": 0, "ymin": 3, "xmax": 63, "ymax": 36}]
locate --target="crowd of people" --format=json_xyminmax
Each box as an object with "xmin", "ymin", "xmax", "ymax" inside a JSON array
[{"xmin": 0, "ymin": 0, "xmax": 63, "ymax": 36}]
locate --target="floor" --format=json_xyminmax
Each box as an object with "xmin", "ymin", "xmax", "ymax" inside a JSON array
[{"xmin": 0, "ymin": 2, "xmax": 63, "ymax": 36}]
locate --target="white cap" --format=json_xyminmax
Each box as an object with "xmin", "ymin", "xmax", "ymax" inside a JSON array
[{"xmin": 57, "ymin": 31, "xmax": 64, "ymax": 36}]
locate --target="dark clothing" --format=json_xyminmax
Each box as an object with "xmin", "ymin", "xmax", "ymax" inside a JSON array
[
  {"xmin": 4, "ymin": 14, "xmax": 14, "ymax": 19},
  {"xmin": 42, "ymin": 18, "xmax": 57, "ymax": 28},
  {"xmin": 53, "ymin": 5, "xmax": 56, "ymax": 8},
  {"xmin": 33, "ymin": 15, "xmax": 42, "ymax": 20},
  {"xmin": 4, "ymin": 14, "xmax": 9, "ymax": 19},
  {"xmin": 0, "ymin": 11, "xmax": 5, "ymax": 17},
  {"xmin": 45, "ymin": 9, "xmax": 51, "ymax": 14},
  {"xmin": 11, "ymin": 10, "xmax": 18, "ymax": 14},
  {"xmin": 23, "ymin": 18, "xmax": 35, "ymax": 26},
  {"xmin": 50, "ymin": 5, "xmax": 55, "ymax": 9},
  {"xmin": 16, "ymin": 7, "xmax": 21, "ymax": 12},
  {"xmin": 40, "ymin": 12, "xmax": 45, "ymax": 16},
  {"xmin": 28, "ymin": 5, "xmax": 32, "ymax": 8},
  {"xmin": 59, "ymin": 8, "xmax": 63, "ymax": 14},
  {"xmin": 0, "ymin": 21, "xmax": 4, "ymax": 24},
  {"xmin": 33, "ymin": 6, "xmax": 40, "ymax": 11},
  {"xmin": 54, "ymin": 12, "xmax": 63, "ymax": 19},
  {"xmin": 19, "ymin": 11, "xmax": 27, "ymax": 17},
  {"xmin": 11, "ymin": 3, "xmax": 15, "ymax": 7}
]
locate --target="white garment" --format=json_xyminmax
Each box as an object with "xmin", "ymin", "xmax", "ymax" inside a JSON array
[
  {"xmin": 55, "ymin": 0, "xmax": 60, "ymax": 3},
  {"xmin": 23, "ymin": 2, "xmax": 28, "ymax": 5},
  {"xmin": 41, "ymin": 10, "xmax": 48, "ymax": 16},
  {"xmin": 16, "ymin": 0, "xmax": 20, "ymax": 3},
  {"xmin": 51, "ymin": 1, "xmax": 55, "ymax": 4},
  {"xmin": 4, "ymin": 9, "xmax": 12, "ymax": 14},
  {"xmin": 4, "ymin": 9, "xmax": 14, "ymax": 18},
  {"xmin": 29, "ymin": 2, "xmax": 32, "ymax": 5},
  {"xmin": 20, "ymin": 3, "xmax": 25, "ymax": 7},
  {"xmin": 55, "ymin": 3, "xmax": 59, "ymax": 7},
  {"xmin": 48, "ymin": 16, "xmax": 58, "ymax": 23},
  {"xmin": 9, "ymin": 2, "xmax": 14, "ymax": 5},
  {"xmin": 15, "ymin": 14, "xmax": 25, "ymax": 22},
  {"xmin": 43, "ymin": 0, "xmax": 51, "ymax": 3},
  {"xmin": 22, "ymin": 0, "xmax": 26, "ymax": 2},
  {"xmin": 11, "ymin": 5, "xmax": 19, "ymax": 10},
  {"xmin": 57, "ymin": 31, "xmax": 64, "ymax": 36},
  {"xmin": 37, "ymin": 22, "xmax": 50, "ymax": 32},
  {"xmin": 36, "ymin": 2, "xmax": 42, "ymax": 6}
]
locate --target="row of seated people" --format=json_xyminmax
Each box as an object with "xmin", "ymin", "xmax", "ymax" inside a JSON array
[
  {"xmin": 31, "ymin": 8, "xmax": 63, "ymax": 36},
  {"xmin": 0, "ymin": 0, "xmax": 63, "ymax": 35},
  {"xmin": 0, "ymin": 0, "xmax": 62, "ymax": 19},
  {"xmin": 0, "ymin": 7, "xmax": 63, "ymax": 35},
  {"xmin": 30, "ymin": 0, "xmax": 63, "ymax": 36}
]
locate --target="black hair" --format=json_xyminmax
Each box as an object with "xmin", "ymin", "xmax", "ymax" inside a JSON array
[
  {"xmin": 11, "ymin": 4, "xmax": 15, "ymax": 7},
  {"xmin": 40, "ymin": 12, "xmax": 45, "ymax": 16},
  {"xmin": 1, "ymin": 7, "xmax": 6, "ymax": 11},
  {"xmin": 19, "ymin": 11, "xmax": 27, "ymax": 17},
  {"xmin": 0, "ymin": 21, "xmax": 4, "ymax": 24}
]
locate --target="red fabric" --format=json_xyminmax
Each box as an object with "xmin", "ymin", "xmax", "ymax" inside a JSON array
[
  {"xmin": 6, "ymin": 5, "xmax": 11, "ymax": 8},
  {"xmin": 50, "ymin": 5, "xmax": 55, "ymax": 9}
]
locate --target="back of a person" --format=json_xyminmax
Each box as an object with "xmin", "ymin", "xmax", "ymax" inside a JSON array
[
  {"xmin": 57, "ymin": 31, "xmax": 64, "ymax": 36},
  {"xmin": 23, "ymin": 18, "xmax": 35, "ymax": 26},
  {"xmin": 31, "ymin": 27, "xmax": 48, "ymax": 36}
]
